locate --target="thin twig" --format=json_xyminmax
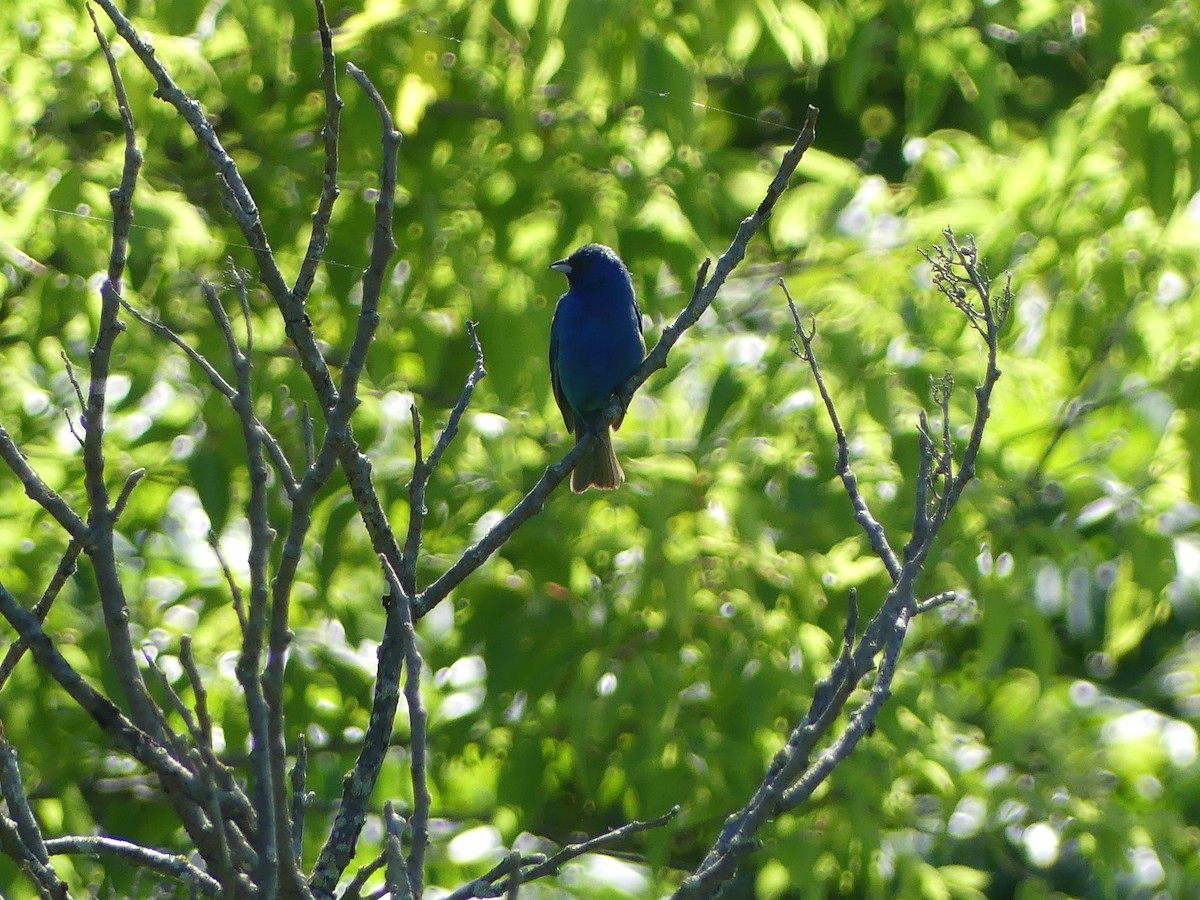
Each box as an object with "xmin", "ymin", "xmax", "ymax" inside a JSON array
[
  {"xmin": 208, "ymin": 532, "xmax": 248, "ymax": 633},
  {"xmin": 180, "ymin": 634, "xmax": 246, "ymax": 891},
  {"xmin": 402, "ymin": 322, "xmax": 487, "ymax": 595},
  {"xmin": 214, "ymin": 273, "xmax": 284, "ymax": 900},
  {"xmin": 443, "ymin": 807, "xmax": 679, "ymax": 900},
  {"xmin": 342, "ymin": 852, "xmax": 387, "ymax": 900},
  {"xmin": 0, "ymin": 721, "xmax": 53, "ymax": 868},
  {"xmin": 0, "ymin": 583, "xmax": 249, "ymax": 820},
  {"xmin": 0, "ymin": 422, "xmax": 92, "ymax": 544},
  {"xmin": 780, "ymin": 605, "xmax": 912, "ymax": 811},
  {"xmin": 85, "ymin": 0, "xmax": 177, "ymax": 767},
  {"xmin": 44, "ymin": 834, "xmax": 224, "ymax": 896},
  {"xmin": 0, "ymin": 543, "xmax": 81, "ymax": 691},
  {"xmin": 201, "ymin": 273, "xmax": 302, "ymax": 896},
  {"xmin": 307, "ymin": 60, "xmax": 411, "ymax": 899},
  {"xmin": 781, "ymin": 278, "xmax": 901, "ymax": 581},
  {"xmin": 379, "ymin": 555, "xmax": 430, "ymax": 894},
  {"xmin": 290, "ymin": 735, "xmax": 310, "ymax": 865},
  {"xmin": 916, "ymin": 591, "xmax": 960, "ymax": 615},
  {"xmin": 383, "ymin": 803, "xmax": 412, "ymax": 900},
  {"xmin": 674, "ymin": 229, "xmax": 1009, "ymax": 897},
  {"xmin": 141, "ymin": 649, "xmax": 202, "ymax": 763},
  {"xmin": 294, "ymin": 0, "xmax": 343, "ymax": 304},
  {"xmin": 0, "ymin": 810, "xmax": 68, "ymax": 899}
]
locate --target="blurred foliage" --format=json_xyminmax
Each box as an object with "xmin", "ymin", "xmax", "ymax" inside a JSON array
[{"xmin": 2, "ymin": 0, "xmax": 1200, "ymax": 897}]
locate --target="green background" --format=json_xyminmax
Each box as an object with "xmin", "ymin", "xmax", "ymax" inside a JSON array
[{"xmin": 1, "ymin": 0, "xmax": 1199, "ymax": 896}]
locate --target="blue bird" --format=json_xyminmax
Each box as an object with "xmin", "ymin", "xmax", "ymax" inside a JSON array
[{"xmin": 549, "ymin": 244, "xmax": 646, "ymax": 493}]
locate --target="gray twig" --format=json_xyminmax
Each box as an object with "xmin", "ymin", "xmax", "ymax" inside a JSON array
[
  {"xmin": 180, "ymin": 638, "xmax": 241, "ymax": 895},
  {"xmin": 82, "ymin": 5, "xmax": 171, "ymax": 752},
  {"xmin": 0, "ymin": 468, "xmax": 143, "ymax": 692},
  {"xmin": 383, "ymin": 803, "xmax": 413, "ymax": 900},
  {"xmin": 0, "ymin": 583, "xmax": 250, "ymax": 822},
  {"xmin": 0, "ymin": 722, "xmax": 54, "ymax": 872},
  {"xmin": 307, "ymin": 60, "xmax": 410, "ymax": 899},
  {"xmin": 674, "ymin": 228, "xmax": 1009, "ymax": 897},
  {"xmin": 44, "ymin": 834, "xmax": 224, "ymax": 896},
  {"xmin": 443, "ymin": 807, "xmax": 679, "ymax": 900},
  {"xmin": 782, "ymin": 279, "xmax": 901, "ymax": 580},
  {"xmin": 0, "ymin": 809, "xmax": 68, "ymax": 899},
  {"xmin": 0, "ymin": 422, "xmax": 92, "ymax": 544},
  {"xmin": 294, "ymin": 0, "xmax": 343, "ymax": 304},
  {"xmin": 402, "ymin": 322, "xmax": 487, "ymax": 595},
  {"xmin": 207, "ymin": 532, "xmax": 248, "ymax": 633},
  {"xmin": 290, "ymin": 735, "xmax": 310, "ymax": 865},
  {"xmin": 381, "ymin": 555, "xmax": 430, "ymax": 895},
  {"xmin": 916, "ymin": 590, "xmax": 960, "ymax": 614},
  {"xmin": 341, "ymin": 852, "xmax": 387, "ymax": 900}
]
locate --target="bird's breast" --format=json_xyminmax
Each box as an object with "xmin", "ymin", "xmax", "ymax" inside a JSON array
[{"xmin": 553, "ymin": 292, "xmax": 644, "ymax": 415}]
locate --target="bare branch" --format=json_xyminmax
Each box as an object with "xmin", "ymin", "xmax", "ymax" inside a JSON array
[
  {"xmin": 781, "ymin": 278, "xmax": 902, "ymax": 580},
  {"xmin": 0, "ymin": 810, "xmax": 68, "ymax": 899},
  {"xmin": 381, "ymin": 555, "xmax": 430, "ymax": 894},
  {"xmin": 0, "ymin": 583, "xmax": 249, "ymax": 821},
  {"xmin": 342, "ymin": 852, "xmax": 386, "ymax": 900},
  {"xmin": 290, "ymin": 735, "xmax": 310, "ymax": 866},
  {"xmin": 76, "ymin": 50, "xmax": 229, "ymax": 868},
  {"xmin": 415, "ymin": 439, "xmax": 592, "ymax": 616},
  {"xmin": 916, "ymin": 590, "xmax": 961, "ymax": 614},
  {"xmin": 90, "ymin": 0, "xmax": 332, "ymax": 401},
  {"xmin": 208, "ymin": 532, "xmax": 248, "ymax": 633},
  {"xmin": 121, "ymin": 287, "xmax": 301, "ymax": 499},
  {"xmin": 0, "ymin": 541, "xmax": 81, "ymax": 692},
  {"xmin": 903, "ymin": 231, "xmax": 1009, "ymax": 564},
  {"xmin": 44, "ymin": 834, "xmax": 223, "ymax": 897},
  {"xmin": 306, "ymin": 62, "xmax": 417, "ymax": 898},
  {"xmin": 59, "ymin": 350, "xmax": 87, "ymax": 423},
  {"xmin": 383, "ymin": 803, "xmax": 413, "ymax": 900},
  {"xmin": 673, "ymin": 228, "xmax": 1009, "ymax": 896},
  {"xmin": 216, "ymin": 273, "xmax": 283, "ymax": 895},
  {"xmin": 0, "ymin": 722, "xmax": 53, "ymax": 871},
  {"xmin": 120, "ymin": 298, "xmax": 236, "ymax": 400},
  {"xmin": 0, "ymin": 422, "xmax": 91, "ymax": 544},
  {"xmin": 0, "ymin": 447, "xmax": 135, "ymax": 689},
  {"xmin": 180, "ymin": 637, "xmax": 243, "ymax": 894},
  {"xmin": 142, "ymin": 649, "xmax": 202, "ymax": 762},
  {"xmin": 444, "ymin": 806, "xmax": 679, "ymax": 900},
  {"xmin": 337, "ymin": 63, "xmax": 401, "ymax": 410},
  {"xmin": 93, "ymin": 4, "xmax": 408, "ymax": 635},
  {"xmin": 628, "ymin": 107, "xmax": 820, "ymax": 398},
  {"xmin": 84, "ymin": 0, "xmax": 171, "ymax": 754},
  {"xmin": 403, "ymin": 322, "xmax": 487, "ymax": 594},
  {"xmin": 779, "ymin": 602, "xmax": 912, "ymax": 812},
  {"xmin": 293, "ymin": 0, "xmax": 344, "ymax": 304}
]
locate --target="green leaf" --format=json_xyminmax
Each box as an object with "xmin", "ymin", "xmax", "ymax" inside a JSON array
[
  {"xmin": 188, "ymin": 446, "xmax": 230, "ymax": 536},
  {"xmin": 699, "ymin": 366, "xmax": 745, "ymax": 443}
]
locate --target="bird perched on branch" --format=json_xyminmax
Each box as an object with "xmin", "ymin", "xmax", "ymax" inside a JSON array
[{"xmin": 549, "ymin": 243, "xmax": 646, "ymax": 493}]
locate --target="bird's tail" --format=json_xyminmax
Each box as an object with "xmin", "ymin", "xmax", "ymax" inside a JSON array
[{"xmin": 572, "ymin": 428, "xmax": 624, "ymax": 493}]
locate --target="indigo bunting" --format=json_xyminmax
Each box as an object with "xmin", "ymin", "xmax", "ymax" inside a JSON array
[{"xmin": 549, "ymin": 244, "xmax": 646, "ymax": 493}]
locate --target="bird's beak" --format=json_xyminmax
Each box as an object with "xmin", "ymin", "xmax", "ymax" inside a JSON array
[{"xmin": 549, "ymin": 258, "xmax": 571, "ymax": 274}]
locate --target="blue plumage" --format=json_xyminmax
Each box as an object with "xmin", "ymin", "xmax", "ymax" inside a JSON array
[{"xmin": 549, "ymin": 244, "xmax": 645, "ymax": 492}]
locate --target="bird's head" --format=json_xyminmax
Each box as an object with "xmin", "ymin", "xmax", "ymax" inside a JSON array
[{"xmin": 549, "ymin": 243, "xmax": 632, "ymax": 293}]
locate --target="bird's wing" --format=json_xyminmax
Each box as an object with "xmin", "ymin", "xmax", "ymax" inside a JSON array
[
  {"xmin": 549, "ymin": 301, "xmax": 574, "ymax": 434},
  {"xmin": 612, "ymin": 294, "xmax": 645, "ymax": 434}
]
